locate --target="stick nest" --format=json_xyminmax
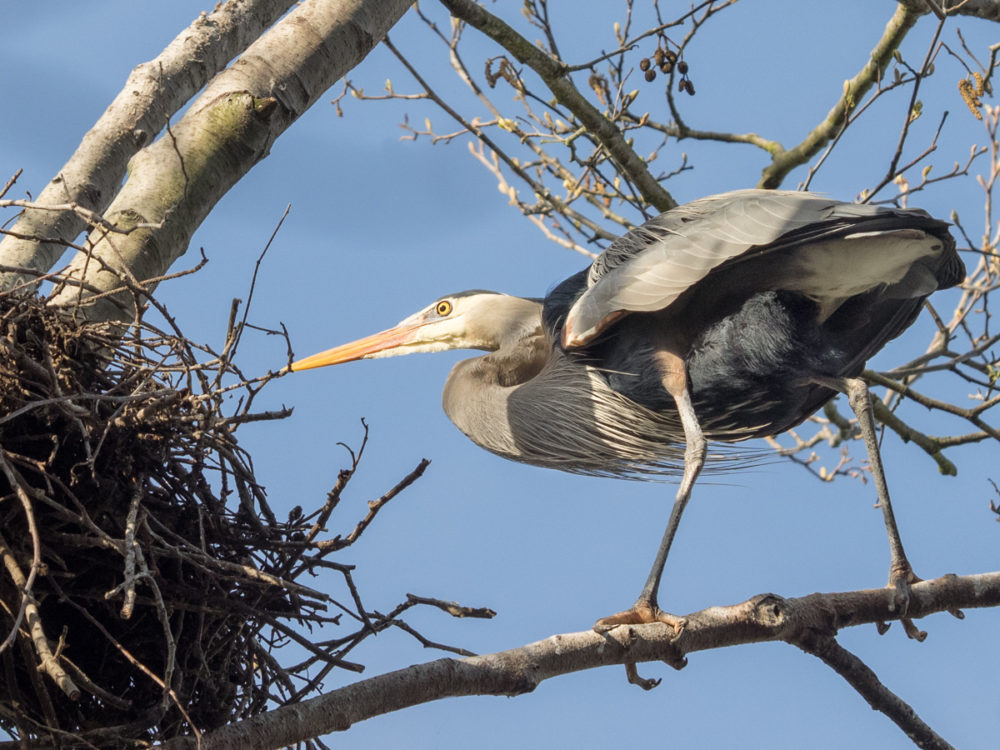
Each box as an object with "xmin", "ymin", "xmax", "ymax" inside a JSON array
[{"xmin": 0, "ymin": 295, "xmax": 410, "ymax": 747}]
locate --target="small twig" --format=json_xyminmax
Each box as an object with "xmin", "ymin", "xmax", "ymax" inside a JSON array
[
  {"xmin": 406, "ymin": 593, "xmax": 497, "ymax": 619},
  {"xmin": 0, "ymin": 169, "xmax": 22, "ymax": 200},
  {"xmin": 222, "ymin": 204, "xmax": 291, "ymax": 374},
  {"xmin": 315, "ymin": 459, "xmax": 431, "ymax": 552}
]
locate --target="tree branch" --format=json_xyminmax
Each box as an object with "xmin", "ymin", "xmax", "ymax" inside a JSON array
[
  {"xmin": 0, "ymin": 0, "xmax": 298, "ymax": 292},
  {"xmin": 438, "ymin": 0, "xmax": 676, "ymax": 212},
  {"xmin": 794, "ymin": 633, "xmax": 955, "ymax": 750},
  {"xmin": 46, "ymin": 0, "xmax": 415, "ymax": 324},
  {"xmin": 163, "ymin": 571, "xmax": 1000, "ymax": 749},
  {"xmin": 758, "ymin": 3, "xmax": 921, "ymax": 188},
  {"xmin": 915, "ymin": 0, "xmax": 1000, "ymax": 23}
]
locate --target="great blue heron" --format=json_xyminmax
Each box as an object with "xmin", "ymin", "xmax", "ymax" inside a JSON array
[{"xmin": 290, "ymin": 189, "xmax": 963, "ymax": 635}]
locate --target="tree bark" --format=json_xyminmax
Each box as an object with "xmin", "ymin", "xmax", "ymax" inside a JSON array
[
  {"xmin": 45, "ymin": 0, "xmax": 413, "ymax": 323},
  {"xmin": 0, "ymin": 0, "xmax": 297, "ymax": 294}
]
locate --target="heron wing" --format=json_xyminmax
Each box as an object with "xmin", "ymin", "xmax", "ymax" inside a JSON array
[{"xmin": 564, "ymin": 190, "xmax": 893, "ymax": 346}]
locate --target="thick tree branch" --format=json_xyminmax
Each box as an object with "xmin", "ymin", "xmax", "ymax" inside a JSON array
[
  {"xmin": 46, "ymin": 0, "xmax": 414, "ymax": 324},
  {"xmin": 438, "ymin": 0, "xmax": 677, "ymax": 212},
  {"xmin": 163, "ymin": 572, "xmax": 1000, "ymax": 750},
  {"xmin": 901, "ymin": 0, "xmax": 1000, "ymax": 23},
  {"xmin": 0, "ymin": 0, "xmax": 298, "ymax": 293}
]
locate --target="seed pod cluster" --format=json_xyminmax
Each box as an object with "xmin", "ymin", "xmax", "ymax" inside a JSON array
[{"xmin": 638, "ymin": 44, "xmax": 694, "ymax": 95}]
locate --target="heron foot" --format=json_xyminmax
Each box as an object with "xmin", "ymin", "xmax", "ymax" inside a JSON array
[
  {"xmin": 593, "ymin": 601, "xmax": 687, "ymax": 638},
  {"xmin": 878, "ymin": 565, "xmax": 927, "ymax": 641}
]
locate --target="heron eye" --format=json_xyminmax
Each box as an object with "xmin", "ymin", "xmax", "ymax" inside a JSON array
[{"xmin": 436, "ymin": 300, "xmax": 453, "ymax": 316}]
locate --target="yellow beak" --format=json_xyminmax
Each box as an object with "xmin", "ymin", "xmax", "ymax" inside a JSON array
[{"xmin": 288, "ymin": 323, "xmax": 424, "ymax": 372}]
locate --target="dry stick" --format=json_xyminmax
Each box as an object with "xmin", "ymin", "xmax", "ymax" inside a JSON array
[
  {"xmin": 301, "ymin": 470, "xmax": 351, "ymax": 547},
  {"xmin": 314, "ymin": 459, "xmax": 431, "ymax": 553},
  {"xmin": 0, "ymin": 452, "xmax": 43, "ymax": 656},
  {"xmin": 109, "ymin": 483, "xmax": 144, "ymax": 619},
  {"xmin": 59, "ymin": 657, "xmax": 133, "ymax": 712},
  {"xmin": 0, "ymin": 528, "xmax": 79, "ymax": 700},
  {"xmin": 0, "ymin": 198, "xmax": 159, "ymax": 235},
  {"xmin": 0, "ymin": 388, "xmax": 178, "ymax": 428},
  {"xmin": 253, "ymin": 610, "xmax": 365, "ymax": 675},
  {"xmin": 249, "ymin": 640, "xmax": 297, "ymax": 697},
  {"xmin": 130, "ymin": 525, "xmax": 185, "ymax": 722},
  {"xmin": 45, "ymin": 243, "xmax": 208, "ymax": 319},
  {"xmin": 224, "ymin": 204, "xmax": 290, "ymax": 368},
  {"xmin": 47, "ymin": 576, "xmax": 199, "ymax": 741},
  {"xmin": 406, "ymin": 594, "xmax": 497, "ymax": 620},
  {"xmin": 15, "ymin": 636, "xmax": 60, "ymax": 741},
  {"xmin": 277, "ymin": 447, "xmax": 406, "ymax": 633},
  {"xmin": 284, "ymin": 605, "xmax": 417, "ymax": 702},
  {"xmin": 142, "ymin": 520, "xmax": 331, "ymax": 602},
  {"xmin": 298, "ymin": 422, "xmax": 369, "ymax": 548},
  {"xmin": 387, "ymin": 620, "xmax": 479, "ymax": 658},
  {"xmin": 0, "ymin": 169, "xmax": 21, "ymax": 198},
  {"xmin": 793, "ymin": 633, "xmax": 954, "ymax": 750},
  {"xmin": 0, "ymin": 263, "xmax": 78, "ymax": 299}
]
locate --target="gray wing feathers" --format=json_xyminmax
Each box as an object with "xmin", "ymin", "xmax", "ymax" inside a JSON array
[{"xmin": 567, "ymin": 190, "xmax": 858, "ymax": 343}]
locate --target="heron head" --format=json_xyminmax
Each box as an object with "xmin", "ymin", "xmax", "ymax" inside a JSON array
[{"xmin": 288, "ymin": 291, "xmax": 541, "ymax": 372}]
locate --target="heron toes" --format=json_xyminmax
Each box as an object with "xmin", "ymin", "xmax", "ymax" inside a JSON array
[
  {"xmin": 878, "ymin": 566, "xmax": 927, "ymax": 641},
  {"xmin": 593, "ymin": 601, "xmax": 687, "ymax": 638}
]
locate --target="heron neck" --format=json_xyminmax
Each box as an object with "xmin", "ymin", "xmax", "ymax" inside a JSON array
[{"xmin": 441, "ymin": 329, "xmax": 548, "ymax": 461}]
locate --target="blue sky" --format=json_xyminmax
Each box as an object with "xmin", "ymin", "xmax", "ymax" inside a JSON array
[{"xmin": 2, "ymin": 2, "xmax": 998, "ymax": 748}]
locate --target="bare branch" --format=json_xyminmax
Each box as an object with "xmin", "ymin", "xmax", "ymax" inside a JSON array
[
  {"xmin": 793, "ymin": 633, "xmax": 955, "ymax": 750},
  {"xmin": 758, "ymin": 4, "xmax": 921, "ymax": 189},
  {"xmin": 165, "ymin": 572, "xmax": 1000, "ymax": 749},
  {"xmin": 439, "ymin": 0, "xmax": 677, "ymax": 211}
]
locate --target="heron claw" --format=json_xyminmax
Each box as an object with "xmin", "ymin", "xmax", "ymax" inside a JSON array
[
  {"xmin": 888, "ymin": 565, "xmax": 919, "ymax": 614},
  {"xmin": 624, "ymin": 661, "xmax": 662, "ymax": 690},
  {"xmin": 593, "ymin": 602, "xmax": 687, "ymax": 639},
  {"xmin": 881, "ymin": 565, "xmax": 927, "ymax": 641}
]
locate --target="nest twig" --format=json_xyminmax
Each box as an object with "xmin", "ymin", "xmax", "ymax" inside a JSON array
[{"xmin": 0, "ymin": 294, "xmax": 456, "ymax": 747}]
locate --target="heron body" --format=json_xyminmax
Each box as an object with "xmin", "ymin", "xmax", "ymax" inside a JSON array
[{"xmin": 291, "ymin": 189, "xmax": 963, "ymax": 632}]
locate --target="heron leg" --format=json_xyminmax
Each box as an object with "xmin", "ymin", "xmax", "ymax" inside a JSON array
[
  {"xmin": 593, "ymin": 352, "xmax": 705, "ymax": 637},
  {"xmin": 823, "ymin": 376, "xmax": 926, "ymax": 640}
]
